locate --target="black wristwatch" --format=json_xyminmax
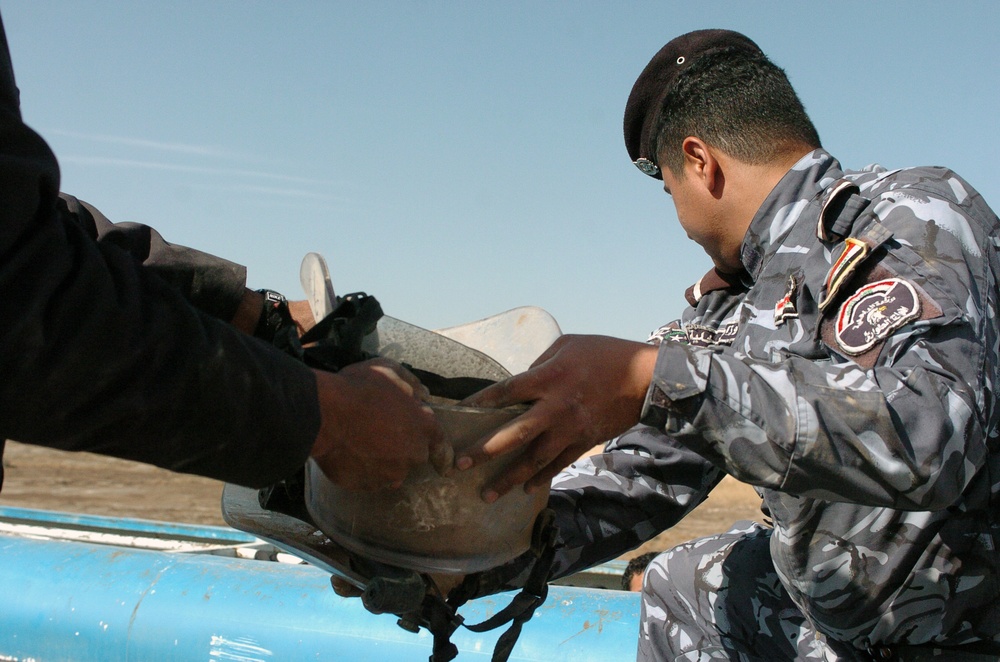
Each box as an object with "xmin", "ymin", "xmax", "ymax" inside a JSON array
[{"xmin": 254, "ymin": 289, "xmax": 294, "ymax": 343}]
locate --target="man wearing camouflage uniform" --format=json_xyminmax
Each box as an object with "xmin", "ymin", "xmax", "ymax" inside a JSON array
[{"xmin": 463, "ymin": 30, "xmax": 1000, "ymax": 660}]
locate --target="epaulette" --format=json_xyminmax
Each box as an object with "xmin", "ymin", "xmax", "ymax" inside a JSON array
[{"xmin": 817, "ymin": 178, "xmax": 870, "ymax": 243}]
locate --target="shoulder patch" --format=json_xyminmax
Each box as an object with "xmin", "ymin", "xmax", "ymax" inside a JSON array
[{"xmin": 834, "ymin": 278, "xmax": 920, "ymax": 355}]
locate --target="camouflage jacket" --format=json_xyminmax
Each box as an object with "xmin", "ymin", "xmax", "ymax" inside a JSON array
[{"xmin": 545, "ymin": 149, "xmax": 1000, "ymax": 650}]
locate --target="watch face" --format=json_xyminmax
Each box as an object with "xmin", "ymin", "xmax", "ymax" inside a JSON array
[
  {"xmin": 262, "ymin": 289, "xmax": 286, "ymax": 304},
  {"xmin": 255, "ymin": 289, "xmax": 292, "ymax": 341}
]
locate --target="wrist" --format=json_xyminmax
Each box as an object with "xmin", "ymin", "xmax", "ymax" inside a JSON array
[
  {"xmin": 254, "ymin": 289, "xmax": 294, "ymax": 343},
  {"xmin": 286, "ymin": 299, "xmax": 317, "ymax": 336}
]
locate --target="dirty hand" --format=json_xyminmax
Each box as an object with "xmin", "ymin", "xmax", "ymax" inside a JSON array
[
  {"xmin": 310, "ymin": 358, "xmax": 447, "ymax": 491},
  {"xmin": 456, "ymin": 335, "xmax": 659, "ymax": 502}
]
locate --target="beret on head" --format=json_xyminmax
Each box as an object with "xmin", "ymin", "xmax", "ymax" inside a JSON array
[{"xmin": 623, "ymin": 29, "xmax": 764, "ymax": 179}]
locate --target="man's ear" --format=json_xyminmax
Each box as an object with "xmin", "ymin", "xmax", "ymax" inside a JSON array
[{"xmin": 681, "ymin": 137, "xmax": 721, "ymax": 195}]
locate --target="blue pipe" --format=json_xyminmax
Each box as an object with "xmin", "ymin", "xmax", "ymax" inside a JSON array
[{"xmin": 0, "ymin": 534, "xmax": 639, "ymax": 660}]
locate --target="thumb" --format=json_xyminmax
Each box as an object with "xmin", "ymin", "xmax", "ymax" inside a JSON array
[
  {"xmin": 461, "ymin": 335, "xmax": 567, "ymax": 408},
  {"xmin": 459, "ymin": 372, "xmax": 532, "ymax": 409}
]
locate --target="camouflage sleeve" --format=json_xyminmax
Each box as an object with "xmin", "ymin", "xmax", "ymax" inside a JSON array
[
  {"xmin": 467, "ymin": 425, "xmax": 725, "ymax": 595},
  {"xmin": 642, "ymin": 186, "xmax": 994, "ymax": 512},
  {"xmin": 544, "ymin": 425, "xmax": 725, "ymax": 580}
]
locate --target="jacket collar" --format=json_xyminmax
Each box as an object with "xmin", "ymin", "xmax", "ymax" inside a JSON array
[{"xmin": 739, "ymin": 149, "xmax": 844, "ymax": 282}]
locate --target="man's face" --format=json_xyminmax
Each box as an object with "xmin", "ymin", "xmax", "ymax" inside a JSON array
[{"xmin": 660, "ymin": 161, "xmax": 739, "ymax": 272}]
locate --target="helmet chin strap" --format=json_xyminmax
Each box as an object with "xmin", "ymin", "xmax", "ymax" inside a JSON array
[{"xmin": 444, "ymin": 510, "xmax": 559, "ymax": 662}]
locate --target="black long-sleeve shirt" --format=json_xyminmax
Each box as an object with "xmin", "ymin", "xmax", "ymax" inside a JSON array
[{"xmin": 0, "ymin": 13, "xmax": 319, "ymax": 489}]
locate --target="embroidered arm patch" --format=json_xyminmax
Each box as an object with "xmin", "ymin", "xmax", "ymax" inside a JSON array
[
  {"xmin": 834, "ymin": 278, "xmax": 921, "ymax": 355},
  {"xmin": 820, "ymin": 262, "xmax": 943, "ymax": 369}
]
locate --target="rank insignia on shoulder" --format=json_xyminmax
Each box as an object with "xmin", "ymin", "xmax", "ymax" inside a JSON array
[
  {"xmin": 819, "ymin": 237, "xmax": 869, "ymax": 311},
  {"xmin": 835, "ymin": 278, "xmax": 920, "ymax": 355},
  {"xmin": 774, "ymin": 274, "xmax": 798, "ymax": 326}
]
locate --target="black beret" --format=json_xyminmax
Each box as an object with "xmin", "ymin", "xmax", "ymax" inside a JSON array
[{"xmin": 623, "ymin": 29, "xmax": 764, "ymax": 179}]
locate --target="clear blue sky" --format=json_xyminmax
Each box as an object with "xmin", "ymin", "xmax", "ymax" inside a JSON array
[{"xmin": 4, "ymin": 2, "xmax": 998, "ymax": 341}]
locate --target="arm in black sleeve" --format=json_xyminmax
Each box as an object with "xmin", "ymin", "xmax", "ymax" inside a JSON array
[
  {"xmin": 0, "ymin": 13, "xmax": 319, "ymax": 488},
  {"xmin": 57, "ymin": 193, "xmax": 248, "ymax": 322}
]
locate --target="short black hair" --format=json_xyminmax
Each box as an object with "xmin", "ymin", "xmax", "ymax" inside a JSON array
[
  {"xmin": 654, "ymin": 47, "xmax": 821, "ymax": 174},
  {"xmin": 621, "ymin": 551, "xmax": 660, "ymax": 591}
]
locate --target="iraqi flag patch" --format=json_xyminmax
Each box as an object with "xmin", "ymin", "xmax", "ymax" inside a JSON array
[
  {"xmin": 819, "ymin": 237, "xmax": 869, "ymax": 311},
  {"xmin": 835, "ymin": 278, "xmax": 921, "ymax": 355}
]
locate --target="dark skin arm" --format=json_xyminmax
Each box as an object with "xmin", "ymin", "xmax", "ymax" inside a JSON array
[{"xmin": 458, "ymin": 334, "xmax": 659, "ymax": 501}]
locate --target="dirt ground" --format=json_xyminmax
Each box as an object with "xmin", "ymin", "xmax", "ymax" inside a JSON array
[{"xmin": 0, "ymin": 440, "xmax": 763, "ymax": 560}]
